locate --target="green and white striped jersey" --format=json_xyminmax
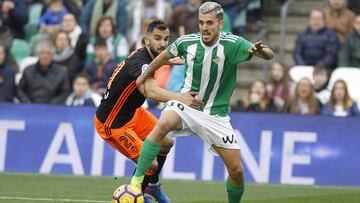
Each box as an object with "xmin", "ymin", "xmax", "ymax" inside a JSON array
[{"xmin": 167, "ymin": 32, "xmax": 253, "ymax": 117}]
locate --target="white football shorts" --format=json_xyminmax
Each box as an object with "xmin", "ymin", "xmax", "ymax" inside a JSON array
[{"xmin": 163, "ymin": 100, "xmax": 240, "ymax": 154}]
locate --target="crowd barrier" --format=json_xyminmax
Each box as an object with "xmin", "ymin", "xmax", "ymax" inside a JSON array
[{"xmin": 0, "ymin": 103, "xmax": 359, "ymax": 187}]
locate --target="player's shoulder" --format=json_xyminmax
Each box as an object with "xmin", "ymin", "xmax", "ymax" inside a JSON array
[
  {"xmin": 220, "ymin": 32, "xmax": 248, "ymax": 44},
  {"xmin": 175, "ymin": 33, "xmax": 201, "ymax": 45},
  {"xmin": 126, "ymin": 48, "xmax": 152, "ymax": 65}
]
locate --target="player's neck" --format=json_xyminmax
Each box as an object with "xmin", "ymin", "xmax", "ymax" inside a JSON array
[{"xmin": 145, "ymin": 46, "xmax": 155, "ymax": 60}]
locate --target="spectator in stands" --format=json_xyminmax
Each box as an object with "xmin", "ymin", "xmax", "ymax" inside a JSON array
[
  {"xmin": 53, "ymin": 31, "xmax": 80, "ymax": 84},
  {"xmin": 39, "ymin": 0, "xmax": 68, "ymax": 37},
  {"xmin": 0, "ymin": 44, "xmax": 15, "ymax": 102},
  {"xmin": 321, "ymin": 79, "xmax": 360, "ymax": 116},
  {"xmin": 0, "ymin": 0, "xmax": 28, "ymax": 39},
  {"xmin": 84, "ymin": 39, "xmax": 116, "ymax": 95},
  {"xmin": 16, "ymin": 43, "xmax": 70, "ymax": 104},
  {"xmin": 244, "ymin": 80, "xmax": 276, "ymax": 113},
  {"xmin": 65, "ymin": 73, "xmax": 99, "ymax": 106},
  {"xmin": 267, "ymin": 61, "xmax": 293, "ymax": 112},
  {"xmin": 285, "ymin": 78, "xmax": 321, "ymax": 115},
  {"xmin": 128, "ymin": 0, "xmax": 172, "ymax": 44},
  {"xmin": 79, "ymin": 0, "xmax": 127, "ymax": 35},
  {"xmin": 313, "ymin": 66, "xmax": 331, "ymax": 105},
  {"xmin": 86, "ymin": 16, "xmax": 128, "ymax": 63},
  {"xmin": 294, "ymin": 10, "xmax": 340, "ymax": 70},
  {"xmin": 61, "ymin": 13, "xmax": 88, "ymax": 65},
  {"xmin": 0, "ymin": 13, "xmax": 13, "ymax": 51},
  {"xmin": 338, "ymin": 15, "xmax": 360, "ymax": 67},
  {"xmin": 324, "ymin": 0, "xmax": 355, "ymax": 42},
  {"xmin": 168, "ymin": 0, "xmax": 201, "ymax": 41}
]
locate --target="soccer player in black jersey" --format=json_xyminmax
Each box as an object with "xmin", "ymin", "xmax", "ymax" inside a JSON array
[{"xmin": 95, "ymin": 20, "xmax": 202, "ymax": 203}]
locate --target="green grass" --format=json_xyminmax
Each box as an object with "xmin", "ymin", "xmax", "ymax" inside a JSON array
[{"xmin": 0, "ymin": 173, "xmax": 359, "ymax": 203}]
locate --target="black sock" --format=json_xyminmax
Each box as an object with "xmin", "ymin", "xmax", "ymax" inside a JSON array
[
  {"xmin": 150, "ymin": 154, "xmax": 167, "ymax": 184},
  {"xmin": 141, "ymin": 174, "xmax": 152, "ymax": 192}
]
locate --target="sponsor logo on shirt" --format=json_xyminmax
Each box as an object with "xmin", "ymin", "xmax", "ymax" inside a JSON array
[
  {"xmin": 141, "ymin": 64, "xmax": 149, "ymax": 74},
  {"xmin": 170, "ymin": 44, "xmax": 178, "ymax": 56},
  {"xmin": 213, "ymin": 56, "xmax": 223, "ymax": 64}
]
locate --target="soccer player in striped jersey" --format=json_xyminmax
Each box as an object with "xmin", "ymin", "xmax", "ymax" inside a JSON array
[
  {"xmin": 94, "ymin": 20, "xmax": 202, "ymax": 203},
  {"xmin": 131, "ymin": 2, "xmax": 274, "ymax": 203}
]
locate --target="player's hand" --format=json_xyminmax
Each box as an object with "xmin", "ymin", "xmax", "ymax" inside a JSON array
[
  {"xmin": 248, "ymin": 41, "xmax": 267, "ymax": 54},
  {"xmin": 136, "ymin": 76, "xmax": 146, "ymax": 96},
  {"xmin": 167, "ymin": 57, "xmax": 184, "ymax": 65},
  {"xmin": 176, "ymin": 91, "xmax": 203, "ymax": 109}
]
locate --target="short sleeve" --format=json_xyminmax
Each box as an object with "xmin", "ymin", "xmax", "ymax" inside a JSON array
[
  {"xmin": 232, "ymin": 37, "xmax": 253, "ymax": 64},
  {"xmin": 167, "ymin": 40, "xmax": 180, "ymax": 58},
  {"xmin": 166, "ymin": 37, "xmax": 186, "ymax": 58}
]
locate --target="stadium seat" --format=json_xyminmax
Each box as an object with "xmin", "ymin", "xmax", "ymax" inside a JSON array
[
  {"xmin": 328, "ymin": 67, "xmax": 360, "ymax": 108},
  {"xmin": 10, "ymin": 39, "xmax": 30, "ymax": 66},
  {"xmin": 289, "ymin": 65, "xmax": 314, "ymax": 83},
  {"xmin": 25, "ymin": 3, "xmax": 43, "ymax": 41},
  {"xmin": 15, "ymin": 56, "xmax": 38, "ymax": 85}
]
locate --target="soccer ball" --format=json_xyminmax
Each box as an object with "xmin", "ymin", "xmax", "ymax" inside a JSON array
[{"xmin": 112, "ymin": 184, "xmax": 144, "ymax": 203}]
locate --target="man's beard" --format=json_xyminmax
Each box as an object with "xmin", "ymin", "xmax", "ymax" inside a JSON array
[{"xmin": 150, "ymin": 47, "xmax": 165, "ymax": 58}]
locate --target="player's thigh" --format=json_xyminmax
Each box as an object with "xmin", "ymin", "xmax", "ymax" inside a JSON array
[
  {"xmin": 212, "ymin": 145, "xmax": 243, "ymax": 174},
  {"xmin": 132, "ymin": 107, "xmax": 157, "ymax": 140},
  {"xmin": 107, "ymin": 127, "xmax": 144, "ymax": 160}
]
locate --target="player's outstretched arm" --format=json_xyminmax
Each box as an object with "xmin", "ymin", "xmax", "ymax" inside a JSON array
[
  {"xmin": 144, "ymin": 79, "xmax": 203, "ymax": 109},
  {"xmin": 136, "ymin": 51, "xmax": 172, "ymax": 95},
  {"xmin": 248, "ymin": 41, "xmax": 274, "ymax": 60}
]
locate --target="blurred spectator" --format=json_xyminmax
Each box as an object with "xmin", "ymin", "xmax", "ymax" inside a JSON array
[
  {"xmin": 128, "ymin": 0, "xmax": 172, "ymax": 44},
  {"xmin": 65, "ymin": 72, "xmax": 100, "ymax": 106},
  {"xmin": 243, "ymin": 80, "xmax": 276, "ymax": 113},
  {"xmin": 79, "ymin": 0, "xmax": 127, "ymax": 35},
  {"xmin": 313, "ymin": 66, "xmax": 331, "ymax": 105},
  {"xmin": 294, "ymin": 10, "xmax": 340, "ymax": 70},
  {"xmin": 338, "ymin": 15, "xmax": 360, "ymax": 67},
  {"xmin": 168, "ymin": 0, "xmax": 201, "ymax": 41},
  {"xmin": 86, "ymin": 16, "xmax": 128, "ymax": 63},
  {"xmin": 16, "ymin": 43, "xmax": 70, "ymax": 104},
  {"xmin": 53, "ymin": 31, "xmax": 80, "ymax": 84},
  {"xmin": 61, "ymin": 13, "xmax": 88, "ymax": 64},
  {"xmin": 321, "ymin": 79, "xmax": 360, "ymax": 116},
  {"xmin": 324, "ymin": 0, "xmax": 355, "ymax": 42},
  {"xmin": 0, "ymin": 44, "xmax": 15, "ymax": 102},
  {"xmin": 84, "ymin": 39, "xmax": 116, "ymax": 95},
  {"xmin": 0, "ymin": 13, "xmax": 13, "ymax": 51},
  {"xmin": 285, "ymin": 78, "xmax": 321, "ymax": 115},
  {"xmin": 0, "ymin": 0, "xmax": 29, "ymax": 39},
  {"xmin": 267, "ymin": 61, "xmax": 293, "ymax": 112},
  {"xmin": 39, "ymin": 0, "xmax": 68, "ymax": 37}
]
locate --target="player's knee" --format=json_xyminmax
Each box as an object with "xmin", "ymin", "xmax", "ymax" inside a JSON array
[
  {"xmin": 156, "ymin": 119, "xmax": 174, "ymax": 134},
  {"xmin": 228, "ymin": 164, "xmax": 244, "ymax": 179}
]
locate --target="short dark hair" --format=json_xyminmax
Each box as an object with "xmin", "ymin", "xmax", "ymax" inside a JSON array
[
  {"xmin": 74, "ymin": 72, "xmax": 91, "ymax": 84},
  {"xmin": 313, "ymin": 65, "xmax": 328, "ymax": 76},
  {"xmin": 94, "ymin": 38, "xmax": 107, "ymax": 49},
  {"xmin": 146, "ymin": 20, "xmax": 168, "ymax": 33}
]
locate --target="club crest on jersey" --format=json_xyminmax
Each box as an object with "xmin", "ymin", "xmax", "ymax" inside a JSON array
[
  {"xmin": 141, "ymin": 64, "xmax": 149, "ymax": 74},
  {"xmin": 170, "ymin": 44, "xmax": 178, "ymax": 56},
  {"xmin": 212, "ymin": 56, "xmax": 223, "ymax": 64}
]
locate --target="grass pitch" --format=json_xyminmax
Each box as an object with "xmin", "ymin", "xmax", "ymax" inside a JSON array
[{"xmin": 0, "ymin": 173, "xmax": 359, "ymax": 203}]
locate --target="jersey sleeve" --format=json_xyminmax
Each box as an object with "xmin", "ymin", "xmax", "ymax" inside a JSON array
[
  {"xmin": 166, "ymin": 38, "xmax": 185, "ymax": 58},
  {"xmin": 128, "ymin": 60, "xmax": 155, "ymax": 79},
  {"xmin": 231, "ymin": 37, "xmax": 253, "ymax": 64}
]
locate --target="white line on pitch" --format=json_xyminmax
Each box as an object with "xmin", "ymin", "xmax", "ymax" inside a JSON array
[{"xmin": 0, "ymin": 196, "xmax": 108, "ymax": 202}]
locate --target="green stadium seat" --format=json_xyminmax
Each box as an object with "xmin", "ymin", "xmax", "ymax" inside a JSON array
[
  {"xmin": 25, "ymin": 4, "xmax": 43, "ymax": 41},
  {"xmin": 10, "ymin": 39, "xmax": 30, "ymax": 65}
]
